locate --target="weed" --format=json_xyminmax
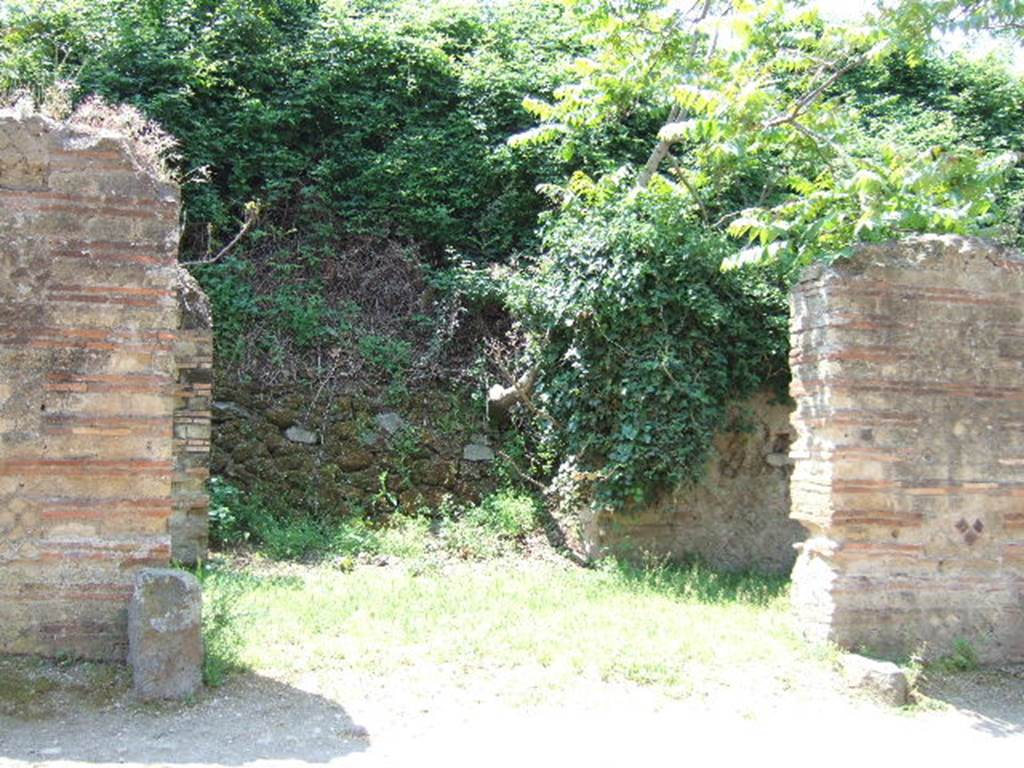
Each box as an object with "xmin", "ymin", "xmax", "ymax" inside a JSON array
[
  {"xmin": 328, "ymin": 517, "xmax": 380, "ymax": 556},
  {"xmin": 439, "ymin": 491, "xmax": 539, "ymax": 559},
  {"xmin": 194, "ymin": 562, "xmax": 250, "ymax": 686},
  {"xmin": 388, "ymin": 425, "xmax": 424, "ymax": 488},
  {"xmin": 932, "ymin": 639, "xmax": 980, "ymax": 673},
  {"xmin": 358, "ymin": 334, "xmax": 411, "ymax": 379},
  {"xmin": 466, "ymin": 490, "xmax": 538, "ymax": 539},
  {"xmin": 377, "ymin": 514, "xmax": 433, "ymax": 560}
]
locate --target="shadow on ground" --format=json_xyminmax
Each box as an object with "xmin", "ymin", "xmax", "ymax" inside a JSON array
[
  {"xmin": 0, "ymin": 656, "xmax": 368, "ymax": 765},
  {"xmin": 917, "ymin": 665, "xmax": 1024, "ymax": 738}
]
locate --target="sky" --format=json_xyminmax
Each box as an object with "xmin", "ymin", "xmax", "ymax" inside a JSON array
[{"xmin": 814, "ymin": 0, "xmax": 1024, "ymax": 71}]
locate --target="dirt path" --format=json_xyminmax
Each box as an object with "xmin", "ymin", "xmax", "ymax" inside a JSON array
[{"xmin": 2, "ymin": 658, "xmax": 1023, "ymax": 767}]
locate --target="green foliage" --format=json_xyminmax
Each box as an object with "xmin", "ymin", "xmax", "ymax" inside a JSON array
[
  {"xmin": 209, "ymin": 477, "xmax": 539, "ymax": 562},
  {"xmin": 843, "ymin": 53, "xmax": 1024, "ymax": 248},
  {"xmin": 208, "ymin": 477, "xmax": 378, "ymax": 560},
  {"xmin": 502, "ymin": 0, "xmax": 1023, "ymax": 504},
  {"xmin": 0, "ymin": 0, "xmax": 576, "ymax": 260},
  {"xmin": 724, "ymin": 144, "xmax": 1015, "ymax": 270},
  {"xmin": 0, "ymin": 0, "xmax": 584, "ymax": 397},
  {"xmin": 510, "ymin": 174, "xmax": 788, "ymax": 504},
  {"xmin": 208, "ymin": 477, "xmax": 257, "ymax": 547},
  {"xmin": 443, "ymin": 489, "xmax": 539, "ymax": 558},
  {"xmin": 515, "ymin": 0, "xmax": 1019, "ymax": 274},
  {"xmin": 358, "ymin": 335, "xmax": 412, "ymax": 381}
]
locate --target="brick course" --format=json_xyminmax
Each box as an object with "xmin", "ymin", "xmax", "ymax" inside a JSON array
[{"xmin": 789, "ymin": 235, "xmax": 1024, "ymax": 661}]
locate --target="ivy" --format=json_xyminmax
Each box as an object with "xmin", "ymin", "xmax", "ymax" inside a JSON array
[{"xmin": 510, "ymin": 174, "xmax": 789, "ymax": 505}]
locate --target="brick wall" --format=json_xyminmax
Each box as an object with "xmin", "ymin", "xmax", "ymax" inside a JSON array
[
  {"xmin": 789, "ymin": 235, "xmax": 1024, "ymax": 662},
  {"xmin": 0, "ymin": 110, "xmax": 181, "ymax": 660},
  {"xmin": 171, "ymin": 267, "xmax": 212, "ymax": 565}
]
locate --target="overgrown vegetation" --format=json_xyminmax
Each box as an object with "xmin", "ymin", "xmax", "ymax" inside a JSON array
[
  {"xmin": 509, "ymin": 175, "xmax": 789, "ymax": 503},
  {"xmin": 506, "ymin": 0, "xmax": 1024, "ymax": 505},
  {"xmin": 208, "ymin": 477, "xmax": 540, "ymax": 562},
  {"xmin": 3, "ymin": 0, "xmax": 1024, "ymax": 510}
]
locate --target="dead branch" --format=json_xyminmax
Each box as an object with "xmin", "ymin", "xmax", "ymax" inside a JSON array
[{"xmin": 180, "ymin": 201, "xmax": 260, "ymax": 267}]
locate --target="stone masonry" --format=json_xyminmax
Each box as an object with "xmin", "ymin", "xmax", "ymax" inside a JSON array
[
  {"xmin": 0, "ymin": 108, "xmax": 208, "ymax": 660},
  {"xmin": 789, "ymin": 235, "xmax": 1024, "ymax": 662},
  {"xmin": 582, "ymin": 391, "xmax": 802, "ymax": 574}
]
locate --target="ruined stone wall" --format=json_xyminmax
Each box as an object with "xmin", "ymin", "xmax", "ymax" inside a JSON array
[
  {"xmin": 171, "ymin": 268, "xmax": 212, "ymax": 565},
  {"xmin": 789, "ymin": 235, "xmax": 1024, "ymax": 662},
  {"xmin": 581, "ymin": 392, "xmax": 802, "ymax": 574},
  {"xmin": 0, "ymin": 110, "xmax": 180, "ymax": 660}
]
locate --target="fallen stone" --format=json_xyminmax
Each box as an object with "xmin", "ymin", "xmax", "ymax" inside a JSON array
[
  {"xmin": 128, "ymin": 569, "xmax": 203, "ymax": 701},
  {"xmin": 462, "ymin": 443, "xmax": 495, "ymax": 462},
  {"xmin": 284, "ymin": 425, "xmax": 319, "ymax": 445},
  {"xmin": 841, "ymin": 654, "xmax": 909, "ymax": 707},
  {"xmin": 212, "ymin": 400, "xmax": 252, "ymax": 420},
  {"xmin": 375, "ymin": 412, "xmax": 406, "ymax": 436}
]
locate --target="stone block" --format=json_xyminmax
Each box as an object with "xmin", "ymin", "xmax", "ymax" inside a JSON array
[
  {"xmin": 128, "ymin": 568, "xmax": 203, "ymax": 700},
  {"xmin": 841, "ymin": 654, "xmax": 909, "ymax": 707}
]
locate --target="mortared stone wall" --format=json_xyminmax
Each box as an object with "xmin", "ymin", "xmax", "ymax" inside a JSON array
[{"xmin": 789, "ymin": 235, "xmax": 1024, "ymax": 662}]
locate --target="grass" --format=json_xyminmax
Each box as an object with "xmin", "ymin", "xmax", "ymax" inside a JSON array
[
  {"xmin": 208, "ymin": 481, "xmax": 541, "ymax": 562},
  {"xmin": 199, "ymin": 554, "xmax": 833, "ymax": 698},
  {"xmin": 200, "ymin": 483, "xmax": 835, "ymax": 699}
]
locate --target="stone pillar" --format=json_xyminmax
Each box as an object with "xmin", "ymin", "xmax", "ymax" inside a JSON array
[
  {"xmin": 0, "ymin": 107, "xmax": 180, "ymax": 660},
  {"xmin": 789, "ymin": 235, "xmax": 1024, "ymax": 662},
  {"xmin": 171, "ymin": 267, "xmax": 212, "ymax": 564}
]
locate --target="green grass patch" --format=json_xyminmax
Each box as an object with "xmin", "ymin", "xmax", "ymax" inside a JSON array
[{"xmin": 199, "ymin": 556, "xmax": 828, "ymax": 696}]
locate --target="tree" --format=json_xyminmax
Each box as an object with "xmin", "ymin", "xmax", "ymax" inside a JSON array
[{"xmin": 513, "ymin": 0, "xmax": 1018, "ymax": 274}]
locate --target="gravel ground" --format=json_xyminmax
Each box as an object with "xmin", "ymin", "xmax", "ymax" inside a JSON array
[{"xmin": 1, "ymin": 657, "xmax": 1023, "ymax": 767}]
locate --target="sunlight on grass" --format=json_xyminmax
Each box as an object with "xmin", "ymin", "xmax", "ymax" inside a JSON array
[{"xmin": 202, "ymin": 556, "xmax": 833, "ymax": 696}]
